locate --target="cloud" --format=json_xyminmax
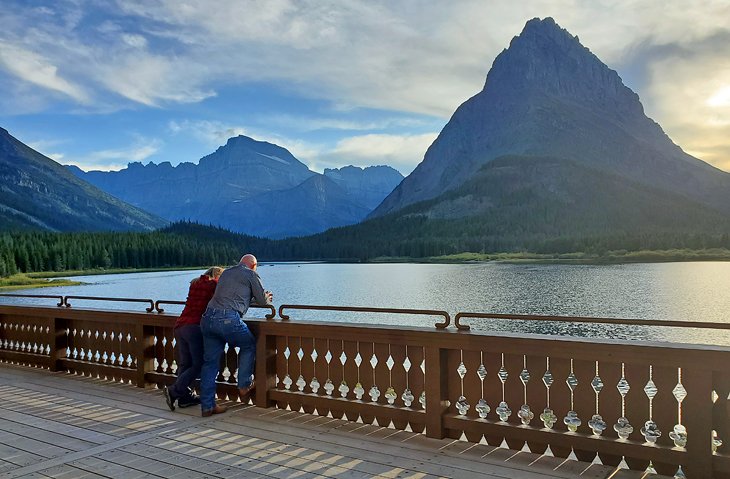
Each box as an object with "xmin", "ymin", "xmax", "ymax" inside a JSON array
[
  {"xmin": 622, "ymin": 31, "xmax": 730, "ymax": 170},
  {"xmin": 260, "ymin": 114, "xmax": 435, "ymax": 132},
  {"xmin": 0, "ymin": 42, "xmax": 89, "ymax": 103},
  {"xmin": 66, "ymin": 137, "xmax": 163, "ymax": 171},
  {"xmin": 311, "ymin": 133, "xmax": 438, "ymax": 174}
]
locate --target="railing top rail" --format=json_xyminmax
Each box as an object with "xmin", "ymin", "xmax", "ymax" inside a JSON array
[
  {"xmin": 453, "ymin": 311, "xmax": 730, "ymax": 331},
  {"xmin": 278, "ymin": 303, "xmax": 450, "ymax": 329},
  {"xmin": 154, "ymin": 299, "xmax": 276, "ymax": 319},
  {"xmin": 0, "ymin": 293, "xmax": 64, "ymax": 307},
  {"xmin": 63, "ymin": 295, "xmax": 155, "ymax": 313}
]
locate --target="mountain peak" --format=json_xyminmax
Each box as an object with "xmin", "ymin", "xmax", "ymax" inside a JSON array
[{"xmin": 484, "ymin": 17, "xmax": 634, "ymax": 110}]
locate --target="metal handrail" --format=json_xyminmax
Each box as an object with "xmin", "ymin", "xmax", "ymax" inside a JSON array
[
  {"xmin": 453, "ymin": 311, "xmax": 730, "ymax": 331},
  {"xmin": 64, "ymin": 296, "xmax": 155, "ymax": 313},
  {"xmin": 154, "ymin": 299, "xmax": 276, "ymax": 319},
  {"xmin": 278, "ymin": 304, "xmax": 451, "ymax": 329},
  {"xmin": 0, "ymin": 293, "xmax": 64, "ymax": 307}
]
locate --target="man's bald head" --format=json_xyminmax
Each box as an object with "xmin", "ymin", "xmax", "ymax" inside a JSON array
[{"xmin": 240, "ymin": 254, "xmax": 258, "ymax": 270}]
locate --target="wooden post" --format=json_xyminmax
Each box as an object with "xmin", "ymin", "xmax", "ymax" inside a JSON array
[
  {"xmin": 48, "ymin": 316, "xmax": 67, "ymax": 372},
  {"xmin": 683, "ymin": 368, "xmax": 714, "ymax": 478},
  {"xmin": 255, "ymin": 327, "xmax": 277, "ymax": 408},
  {"xmin": 135, "ymin": 323, "xmax": 155, "ymax": 388},
  {"xmin": 425, "ymin": 345, "xmax": 448, "ymax": 439}
]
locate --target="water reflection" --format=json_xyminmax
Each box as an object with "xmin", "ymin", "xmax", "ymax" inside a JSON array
[{"xmin": 2, "ymin": 262, "xmax": 729, "ymax": 345}]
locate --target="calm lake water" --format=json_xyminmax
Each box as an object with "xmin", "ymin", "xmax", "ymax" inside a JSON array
[{"xmin": 3, "ymin": 262, "xmax": 730, "ymax": 345}]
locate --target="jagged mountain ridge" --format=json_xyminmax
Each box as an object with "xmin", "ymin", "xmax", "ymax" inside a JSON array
[
  {"xmin": 371, "ymin": 17, "xmax": 730, "ymax": 218},
  {"xmin": 70, "ymin": 135, "xmax": 403, "ymax": 238},
  {"xmin": 0, "ymin": 128, "xmax": 161, "ymax": 232}
]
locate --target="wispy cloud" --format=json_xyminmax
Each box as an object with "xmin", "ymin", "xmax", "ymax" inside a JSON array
[
  {"xmin": 65, "ymin": 137, "xmax": 163, "ymax": 172},
  {"xmin": 0, "ymin": 42, "xmax": 89, "ymax": 103},
  {"xmin": 309, "ymin": 133, "xmax": 438, "ymax": 174}
]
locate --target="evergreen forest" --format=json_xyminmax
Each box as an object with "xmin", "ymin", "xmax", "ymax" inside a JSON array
[{"xmin": 2, "ymin": 220, "xmax": 730, "ymax": 277}]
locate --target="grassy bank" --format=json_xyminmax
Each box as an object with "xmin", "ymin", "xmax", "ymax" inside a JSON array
[
  {"xmin": 427, "ymin": 248, "xmax": 730, "ymax": 264},
  {"xmin": 27, "ymin": 265, "xmax": 207, "ymax": 279},
  {"xmin": 0, "ymin": 273, "xmax": 83, "ymax": 291}
]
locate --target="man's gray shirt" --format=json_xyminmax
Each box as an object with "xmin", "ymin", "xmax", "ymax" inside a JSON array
[{"xmin": 206, "ymin": 264, "xmax": 268, "ymax": 316}]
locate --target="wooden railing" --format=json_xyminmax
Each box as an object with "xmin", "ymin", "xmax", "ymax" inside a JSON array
[{"xmin": 1, "ymin": 300, "xmax": 729, "ymax": 478}]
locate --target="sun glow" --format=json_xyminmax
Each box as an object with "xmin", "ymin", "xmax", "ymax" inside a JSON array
[{"xmin": 707, "ymin": 85, "xmax": 730, "ymax": 107}]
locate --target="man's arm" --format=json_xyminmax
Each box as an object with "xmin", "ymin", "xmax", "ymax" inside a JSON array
[{"xmin": 249, "ymin": 271, "xmax": 269, "ymax": 305}]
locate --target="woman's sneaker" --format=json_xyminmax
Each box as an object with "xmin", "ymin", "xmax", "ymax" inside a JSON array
[{"xmin": 162, "ymin": 386, "xmax": 176, "ymax": 411}]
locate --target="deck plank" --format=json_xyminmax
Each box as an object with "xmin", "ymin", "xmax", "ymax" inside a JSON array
[{"xmin": 0, "ymin": 363, "xmax": 674, "ymax": 479}]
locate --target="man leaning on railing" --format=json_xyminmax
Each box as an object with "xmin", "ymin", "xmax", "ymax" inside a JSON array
[{"xmin": 198, "ymin": 254, "xmax": 273, "ymax": 417}]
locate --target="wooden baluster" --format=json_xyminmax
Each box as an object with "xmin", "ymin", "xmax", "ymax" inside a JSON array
[
  {"xmin": 597, "ymin": 360, "xmax": 623, "ymax": 467},
  {"xmin": 445, "ymin": 348, "xmax": 463, "ymax": 439},
  {"xmin": 330, "ymin": 339, "xmax": 346, "ymax": 419},
  {"xmin": 572, "ymin": 358, "xmax": 597, "ymax": 463},
  {"xmin": 650, "ymin": 365, "xmax": 681, "ymax": 475},
  {"xmin": 154, "ymin": 326, "xmax": 165, "ymax": 374},
  {"xmin": 623, "ymin": 362, "xmax": 650, "ymax": 471},
  {"xmin": 712, "ymin": 370, "xmax": 730, "ymax": 461},
  {"xmin": 461, "ymin": 349, "xmax": 482, "ymax": 443},
  {"xmin": 98, "ymin": 324, "xmax": 112, "ymax": 381},
  {"xmin": 77, "ymin": 323, "xmax": 91, "ymax": 369},
  {"xmin": 482, "ymin": 350, "xmax": 504, "ymax": 447},
  {"xmin": 547, "ymin": 356, "xmax": 572, "ymax": 458},
  {"xmin": 359, "ymin": 341, "xmax": 375, "ymax": 425},
  {"xmin": 390, "ymin": 343, "xmax": 408, "ymax": 430},
  {"xmin": 275, "ymin": 335, "xmax": 289, "ymax": 410},
  {"xmin": 300, "ymin": 337, "xmax": 316, "ymax": 414},
  {"xmin": 287, "ymin": 336, "xmax": 303, "ymax": 413},
  {"xmin": 120, "ymin": 324, "xmax": 135, "ymax": 375},
  {"xmin": 525, "ymin": 353, "xmax": 548, "ymax": 455},
  {"xmin": 164, "ymin": 326, "xmax": 176, "ymax": 378},
  {"xmin": 504, "ymin": 352, "xmax": 525, "ymax": 450},
  {"xmin": 313, "ymin": 336, "xmax": 330, "ymax": 417},
  {"xmin": 342, "ymin": 339, "xmax": 359, "ymax": 421},
  {"xmin": 407, "ymin": 345, "xmax": 426, "ymax": 433},
  {"xmin": 373, "ymin": 342, "xmax": 391, "ymax": 427}
]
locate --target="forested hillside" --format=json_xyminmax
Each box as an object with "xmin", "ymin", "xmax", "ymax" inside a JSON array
[{"xmin": 2, "ymin": 217, "xmax": 730, "ymax": 277}]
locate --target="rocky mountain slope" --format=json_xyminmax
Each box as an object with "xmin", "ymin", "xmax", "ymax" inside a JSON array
[{"xmin": 0, "ymin": 128, "xmax": 161, "ymax": 232}]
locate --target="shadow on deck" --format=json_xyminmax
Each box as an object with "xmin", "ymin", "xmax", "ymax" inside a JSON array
[{"xmin": 0, "ymin": 364, "xmax": 664, "ymax": 479}]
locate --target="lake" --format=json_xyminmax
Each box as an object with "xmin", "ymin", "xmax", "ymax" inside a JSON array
[{"xmin": 2, "ymin": 262, "xmax": 730, "ymax": 345}]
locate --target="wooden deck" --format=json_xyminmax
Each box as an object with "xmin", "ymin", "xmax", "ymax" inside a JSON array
[{"xmin": 0, "ymin": 364, "xmax": 667, "ymax": 479}]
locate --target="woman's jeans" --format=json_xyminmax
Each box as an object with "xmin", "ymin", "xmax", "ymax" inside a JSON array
[
  {"xmin": 199, "ymin": 308, "xmax": 256, "ymax": 411},
  {"xmin": 169, "ymin": 324, "xmax": 203, "ymax": 400}
]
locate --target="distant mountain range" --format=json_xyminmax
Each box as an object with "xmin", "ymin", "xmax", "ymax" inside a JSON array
[
  {"xmin": 0, "ymin": 128, "xmax": 160, "ymax": 232},
  {"xmin": 68, "ymin": 136, "xmax": 403, "ymax": 238}
]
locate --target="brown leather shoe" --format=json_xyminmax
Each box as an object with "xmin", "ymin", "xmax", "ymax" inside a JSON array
[
  {"xmin": 239, "ymin": 382, "xmax": 256, "ymax": 403},
  {"xmin": 201, "ymin": 404, "xmax": 228, "ymax": 417}
]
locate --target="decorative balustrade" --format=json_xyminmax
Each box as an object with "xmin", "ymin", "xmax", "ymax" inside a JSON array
[{"xmin": 1, "ymin": 299, "xmax": 729, "ymax": 478}]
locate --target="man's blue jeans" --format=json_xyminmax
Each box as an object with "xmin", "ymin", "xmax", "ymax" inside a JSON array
[
  {"xmin": 199, "ymin": 308, "xmax": 256, "ymax": 411},
  {"xmin": 169, "ymin": 324, "xmax": 203, "ymax": 401}
]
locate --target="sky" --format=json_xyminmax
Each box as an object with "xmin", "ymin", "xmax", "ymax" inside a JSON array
[{"xmin": 1, "ymin": 1, "xmax": 729, "ymax": 175}]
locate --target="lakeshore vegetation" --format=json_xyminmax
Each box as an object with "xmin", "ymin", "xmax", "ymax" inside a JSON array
[{"xmin": 2, "ymin": 221, "xmax": 730, "ymax": 281}]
